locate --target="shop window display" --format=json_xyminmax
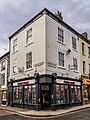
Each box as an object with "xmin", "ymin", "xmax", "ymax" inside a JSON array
[
  {"xmin": 24, "ymin": 85, "xmax": 36, "ymax": 104},
  {"xmin": 13, "ymin": 86, "xmax": 22, "ymax": 103},
  {"xmin": 56, "ymin": 84, "xmax": 69, "ymax": 104},
  {"xmin": 71, "ymin": 85, "xmax": 81, "ymax": 103}
]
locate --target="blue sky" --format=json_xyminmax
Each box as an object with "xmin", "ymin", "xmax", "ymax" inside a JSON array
[{"xmin": 0, "ymin": 0, "xmax": 90, "ymax": 56}]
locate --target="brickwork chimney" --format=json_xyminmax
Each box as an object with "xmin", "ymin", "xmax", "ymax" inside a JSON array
[
  {"xmin": 55, "ymin": 11, "xmax": 63, "ymax": 20},
  {"xmin": 81, "ymin": 32, "xmax": 88, "ymax": 39}
]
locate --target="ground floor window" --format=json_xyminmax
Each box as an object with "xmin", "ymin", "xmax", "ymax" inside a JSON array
[
  {"xmin": 13, "ymin": 86, "xmax": 22, "ymax": 103},
  {"xmin": 83, "ymin": 85, "xmax": 90, "ymax": 102},
  {"xmin": 71, "ymin": 85, "xmax": 81, "ymax": 103},
  {"xmin": 24, "ymin": 84, "xmax": 36, "ymax": 104},
  {"xmin": 13, "ymin": 84, "xmax": 36, "ymax": 105},
  {"xmin": 56, "ymin": 84, "xmax": 69, "ymax": 104}
]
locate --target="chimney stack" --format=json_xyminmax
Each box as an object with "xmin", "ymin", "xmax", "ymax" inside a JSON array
[
  {"xmin": 55, "ymin": 11, "xmax": 63, "ymax": 20},
  {"xmin": 81, "ymin": 32, "xmax": 88, "ymax": 39}
]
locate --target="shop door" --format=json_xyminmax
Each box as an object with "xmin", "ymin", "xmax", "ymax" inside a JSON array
[{"xmin": 41, "ymin": 84, "xmax": 51, "ymax": 109}]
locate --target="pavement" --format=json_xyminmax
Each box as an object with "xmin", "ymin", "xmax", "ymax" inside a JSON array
[{"xmin": 0, "ymin": 104, "xmax": 90, "ymax": 117}]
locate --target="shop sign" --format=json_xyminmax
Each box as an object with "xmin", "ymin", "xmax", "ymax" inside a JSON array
[
  {"xmin": 22, "ymin": 81, "xmax": 29, "ymax": 85},
  {"xmin": 34, "ymin": 62, "xmax": 44, "ymax": 67},
  {"xmin": 47, "ymin": 62, "xmax": 56, "ymax": 68},
  {"xmin": 83, "ymin": 79, "xmax": 90, "ymax": 85},
  {"xmin": 69, "ymin": 82, "xmax": 75, "ymax": 85},
  {"xmin": 41, "ymin": 85, "xmax": 49, "ymax": 90}
]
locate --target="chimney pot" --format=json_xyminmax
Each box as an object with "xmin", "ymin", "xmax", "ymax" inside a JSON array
[{"xmin": 81, "ymin": 32, "xmax": 88, "ymax": 39}]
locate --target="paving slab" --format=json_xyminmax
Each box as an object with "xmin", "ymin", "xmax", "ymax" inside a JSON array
[{"xmin": 0, "ymin": 104, "xmax": 90, "ymax": 117}]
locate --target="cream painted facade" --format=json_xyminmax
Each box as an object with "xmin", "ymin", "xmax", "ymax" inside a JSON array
[
  {"xmin": 80, "ymin": 38, "xmax": 90, "ymax": 76},
  {"xmin": 0, "ymin": 52, "xmax": 10, "ymax": 105},
  {"xmin": 9, "ymin": 11, "xmax": 81, "ymax": 81}
]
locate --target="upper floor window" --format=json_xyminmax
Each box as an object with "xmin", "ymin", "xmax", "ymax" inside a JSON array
[
  {"xmin": 13, "ymin": 38, "xmax": 18, "ymax": 53},
  {"xmin": 1, "ymin": 74, "xmax": 5, "ymax": 85},
  {"xmin": 89, "ymin": 64, "xmax": 90, "ymax": 73},
  {"xmin": 88, "ymin": 47, "xmax": 90, "ymax": 58},
  {"xmin": 13, "ymin": 59, "xmax": 17, "ymax": 74},
  {"xmin": 58, "ymin": 27, "xmax": 64, "ymax": 43},
  {"xmin": 58, "ymin": 52, "xmax": 64, "ymax": 67},
  {"xmin": 83, "ymin": 61, "xmax": 85, "ymax": 74},
  {"xmin": 26, "ymin": 28, "xmax": 32, "ymax": 45},
  {"xmin": 72, "ymin": 37, "xmax": 76, "ymax": 50},
  {"xmin": 1, "ymin": 61, "xmax": 5, "ymax": 71},
  {"xmin": 73, "ymin": 58, "xmax": 78, "ymax": 71},
  {"xmin": 82, "ymin": 42, "xmax": 85, "ymax": 55},
  {"xmin": 26, "ymin": 52, "xmax": 32, "ymax": 69}
]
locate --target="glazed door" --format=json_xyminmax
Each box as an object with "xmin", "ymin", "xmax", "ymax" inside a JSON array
[{"xmin": 41, "ymin": 84, "xmax": 51, "ymax": 109}]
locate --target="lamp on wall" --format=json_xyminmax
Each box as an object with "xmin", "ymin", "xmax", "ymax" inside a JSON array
[{"xmin": 66, "ymin": 49, "xmax": 71, "ymax": 55}]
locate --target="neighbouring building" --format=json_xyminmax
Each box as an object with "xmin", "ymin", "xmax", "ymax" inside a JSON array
[
  {"xmin": 8, "ymin": 8, "xmax": 85, "ymax": 111},
  {"xmin": 0, "ymin": 52, "xmax": 10, "ymax": 105},
  {"xmin": 80, "ymin": 32, "xmax": 90, "ymax": 104}
]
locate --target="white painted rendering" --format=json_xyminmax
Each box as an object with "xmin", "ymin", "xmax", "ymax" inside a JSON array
[{"xmin": 10, "ymin": 13, "xmax": 81, "ymax": 80}]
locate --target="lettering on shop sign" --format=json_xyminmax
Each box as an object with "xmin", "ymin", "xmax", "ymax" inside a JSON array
[
  {"xmin": 47, "ymin": 62, "xmax": 56, "ymax": 68},
  {"xmin": 34, "ymin": 62, "xmax": 44, "ymax": 67}
]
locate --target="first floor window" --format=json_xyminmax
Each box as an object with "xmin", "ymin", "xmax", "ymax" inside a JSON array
[
  {"xmin": 58, "ymin": 52, "xmax": 64, "ymax": 67},
  {"xmin": 1, "ymin": 74, "xmax": 5, "ymax": 85},
  {"xmin": 13, "ymin": 66, "xmax": 17, "ymax": 73},
  {"xmin": 1, "ymin": 61, "xmax": 5, "ymax": 71},
  {"xmin": 83, "ymin": 61, "xmax": 85, "ymax": 74},
  {"xmin": 73, "ymin": 58, "xmax": 78, "ymax": 71},
  {"xmin": 26, "ymin": 52, "xmax": 32, "ymax": 69}
]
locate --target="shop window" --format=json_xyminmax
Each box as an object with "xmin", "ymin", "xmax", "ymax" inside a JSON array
[
  {"xmin": 24, "ymin": 85, "xmax": 36, "ymax": 104},
  {"xmin": 56, "ymin": 84, "xmax": 69, "ymax": 104},
  {"xmin": 71, "ymin": 85, "xmax": 81, "ymax": 103},
  {"xmin": 13, "ymin": 86, "xmax": 22, "ymax": 103}
]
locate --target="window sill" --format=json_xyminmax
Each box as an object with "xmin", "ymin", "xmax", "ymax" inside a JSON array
[
  {"xmin": 57, "ymin": 41, "xmax": 65, "ymax": 46},
  {"xmin": 25, "ymin": 68, "xmax": 33, "ymax": 72},
  {"xmin": 58, "ymin": 66, "xmax": 66, "ymax": 70},
  {"xmin": 12, "ymin": 51, "xmax": 18, "ymax": 55},
  {"xmin": 72, "ymin": 49, "xmax": 78, "ymax": 52},
  {"xmin": 73, "ymin": 70, "xmax": 79, "ymax": 73},
  {"xmin": 25, "ymin": 42, "xmax": 33, "ymax": 47},
  {"xmin": 12, "ymin": 73, "xmax": 17, "ymax": 76}
]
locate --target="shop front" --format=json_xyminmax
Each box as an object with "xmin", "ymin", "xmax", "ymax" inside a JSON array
[
  {"xmin": 8, "ymin": 74, "xmax": 82, "ymax": 111},
  {"xmin": 83, "ymin": 77, "xmax": 90, "ymax": 104}
]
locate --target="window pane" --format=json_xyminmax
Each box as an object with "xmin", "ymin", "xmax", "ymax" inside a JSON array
[
  {"xmin": 58, "ymin": 52, "xmax": 64, "ymax": 67},
  {"xmin": 26, "ymin": 52, "xmax": 32, "ymax": 69}
]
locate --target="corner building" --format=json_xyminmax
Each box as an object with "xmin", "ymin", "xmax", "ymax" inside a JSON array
[{"xmin": 8, "ymin": 8, "xmax": 83, "ymax": 110}]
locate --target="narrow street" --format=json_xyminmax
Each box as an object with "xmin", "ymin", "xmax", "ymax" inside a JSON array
[{"xmin": 0, "ymin": 108, "xmax": 90, "ymax": 120}]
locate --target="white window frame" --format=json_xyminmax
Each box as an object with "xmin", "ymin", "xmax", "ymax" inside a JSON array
[
  {"xmin": 58, "ymin": 27, "xmax": 64, "ymax": 44},
  {"xmin": 73, "ymin": 58, "xmax": 78, "ymax": 71},
  {"xmin": 58, "ymin": 52, "xmax": 65, "ymax": 67},
  {"xmin": 1, "ymin": 60, "xmax": 5, "ymax": 71},
  {"xmin": 26, "ymin": 28, "xmax": 32, "ymax": 45},
  {"xmin": 26, "ymin": 52, "xmax": 32, "ymax": 70},
  {"xmin": 72, "ymin": 37, "xmax": 77, "ymax": 51},
  {"xmin": 12, "ymin": 59, "xmax": 17, "ymax": 74},
  {"xmin": 13, "ymin": 38, "xmax": 18, "ymax": 53}
]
